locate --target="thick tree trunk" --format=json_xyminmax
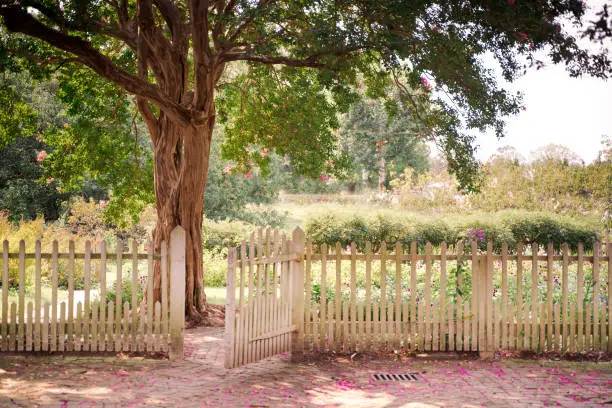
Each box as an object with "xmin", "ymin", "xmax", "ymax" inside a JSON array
[{"xmin": 149, "ymin": 112, "xmax": 215, "ymax": 324}]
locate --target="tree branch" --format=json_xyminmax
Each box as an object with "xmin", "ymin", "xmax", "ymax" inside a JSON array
[
  {"xmin": 136, "ymin": 97, "xmax": 159, "ymax": 141},
  {"xmin": 190, "ymin": 0, "xmax": 214, "ymax": 111},
  {"xmin": 222, "ymin": 45, "xmax": 362, "ymax": 68},
  {"xmin": 1, "ymin": 5, "xmax": 191, "ymax": 122},
  {"xmin": 153, "ymin": 0, "xmax": 186, "ymax": 42}
]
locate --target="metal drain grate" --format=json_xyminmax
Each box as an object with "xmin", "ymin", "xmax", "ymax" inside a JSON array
[{"xmin": 372, "ymin": 373, "xmax": 418, "ymax": 381}]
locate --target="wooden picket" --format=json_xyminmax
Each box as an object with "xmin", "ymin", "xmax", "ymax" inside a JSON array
[
  {"xmin": 0, "ymin": 226, "xmax": 186, "ymax": 357},
  {"xmin": 224, "ymin": 228, "xmax": 610, "ymax": 367}
]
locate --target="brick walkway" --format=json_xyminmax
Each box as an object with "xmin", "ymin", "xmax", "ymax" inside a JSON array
[{"xmin": 0, "ymin": 327, "xmax": 611, "ymax": 407}]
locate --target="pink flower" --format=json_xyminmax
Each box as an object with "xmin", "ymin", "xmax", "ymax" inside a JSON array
[
  {"xmin": 37, "ymin": 151, "xmax": 48, "ymax": 162},
  {"xmin": 420, "ymin": 76, "xmax": 431, "ymax": 89},
  {"xmin": 507, "ymin": 0, "xmax": 515, "ymax": 5},
  {"xmin": 517, "ymin": 32, "xmax": 528, "ymax": 42},
  {"xmin": 521, "ymin": 106, "xmax": 526, "ymax": 111},
  {"xmin": 319, "ymin": 174, "xmax": 325, "ymax": 181},
  {"xmin": 223, "ymin": 164, "xmax": 233, "ymax": 174},
  {"xmin": 247, "ymin": 159, "xmax": 253, "ymax": 166},
  {"xmin": 260, "ymin": 148, "xmax": 269, "ymax": 158},
  {"xmin": 99, "ymin": 200, "xmax": 107, "ymax": 209},
  {"xmin": 326, "ymin": 160, "xmax": 334, "ymax": 167},
  {"xmin": 46, "ymin": 178, "xmax": 54, "ymax": 185},
  {"xmin": 244, "ymin": 170, "xmax": 253, "ymax": 179}
]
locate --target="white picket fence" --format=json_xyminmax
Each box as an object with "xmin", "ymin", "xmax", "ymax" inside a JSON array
[
  {"xmin": 226, "ymin": 227, "xmax": 611, "ymax": 368},
  {"xmin": 304, "ymin": 240, "xmax": 611, "ymax": 355},
  {"xmin": 0, "ymin": 226, "xmax": 186, "ymax": 359}
]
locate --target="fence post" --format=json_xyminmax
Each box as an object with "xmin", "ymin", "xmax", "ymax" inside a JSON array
[
  {"xmin": 477, "ymin": 254, "xmax": 494, "ymax": 359},
  {"xmin": 290, "ymin": 227, "xmax": 305, "ymax": 362},
  {"xmin": 224, "ymin": 247, "xmax": 237, "ymax": 368},
  {"xmin": 169, "ymin": 225, "xmax": 186, "ymax": 361}
]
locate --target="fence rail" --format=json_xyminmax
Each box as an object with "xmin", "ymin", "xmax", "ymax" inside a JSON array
[{"xmin": 0, "ymin": 226, "xmax": 186, "ymax": 359}]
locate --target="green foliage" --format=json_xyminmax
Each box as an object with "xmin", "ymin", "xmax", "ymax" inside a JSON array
[
  {"xmin": 500, "ymin": 211, "xmax": 600, "ymax": 253},
  {"xmin": 43, "ymin": 66, "xmax": 154, "ymax": 226},
  {"xmin": 305, "ymin": 211, "xmax": 601, "ymax": 253},
  {"xmin": 0, "ymin": 73, "xmax": 37, "ymax": 145},
  {"xmin": 203, "ymin": 248, "xmax": 230, "ymax": 288},
  {"xmin": 202, "ymin": 218, "xmax": 253, "ymax": 252},
  {"xmin": 474, "ymin": 144, "xmax": 611, "ymax": 220},
  {"xmin": 0, "ymin": 137, "xmax": 68, "ymax": 222},
  {"xmin": 338, "ymin": 93, "xmax": 430, "ymax": 189},
  {"xmin": 205, "ymin": 129, "xmax": 283, "ymax": 221},
  {"xmin": 217, "ymin": 64, "xmax": 353, "ymax": 180},
  {"xmin": 106, "ymin": 274, "xmax": 144, "ymax": 309},
  {"xmin": 235, "ymin": 207, "xmax": 288, "ymax": 229},
  {"xmin": 56, "ymin": 261, "xmax": 85, "ymax": 290},
  {"xmin": 391, "ymin": 143, "xmax": 612, "ymax": 224},
  {"xmin": 0, "ymin": 72, "xmax": 68, "ymax": 221}
]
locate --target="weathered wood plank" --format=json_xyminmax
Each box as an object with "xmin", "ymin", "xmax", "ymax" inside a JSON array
[
  {"xmin": 34, "ymin": 241, "xmax": 41, "ymax": 351},
  {"xmin": 17, "ymin": 240, "xmax": 25, "ymax": 351},
  {"xmin": 1, "ymin": 241, "xmax": 8, "ymax": 351},
  {"xmin": 577, "ymin": 243, "xmax": 584, "ymax": 351}
]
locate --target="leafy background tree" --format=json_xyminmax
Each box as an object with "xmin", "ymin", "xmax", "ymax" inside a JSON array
[{"xmin": 339, "ymin": 94, "xmax": 430, "ymax": 192}]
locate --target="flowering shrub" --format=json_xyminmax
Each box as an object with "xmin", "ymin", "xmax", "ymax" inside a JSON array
[{"xmin": 467, "ymin": 228, "xmax": 485, "ymax": 241}]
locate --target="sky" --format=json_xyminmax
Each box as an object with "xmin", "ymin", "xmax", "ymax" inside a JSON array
[{"xmin": 470, "ymin": 1, "xmax": 612, "ymax": 164}]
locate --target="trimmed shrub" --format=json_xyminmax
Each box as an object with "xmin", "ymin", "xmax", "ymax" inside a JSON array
[
  {"xmin": 202, "ymin": 218, "xmax": 253, "ymax": 251},
  {"xmin": 305, "ymin": 211, "xmax": 600, "ymax": 253}
]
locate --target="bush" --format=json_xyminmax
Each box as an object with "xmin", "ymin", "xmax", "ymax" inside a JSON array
[
  {"xmin": 202, "ymin": 218, "xmax": 253, "ymax": 251},
  {"xmin": 106, "ymin": 272, "xmax": 145, "ymax": 308},
  {"xmin": 234, "ymin": 207, "xmax": 288, "ymax": 228},
  {"xmin": 203, "ymin": 248, "xmax": 228, "ymax": 287},
  {"xmin": 499, "ymin": 211, "xmax": 599, "ymax": 252},
  {"xmin": 305, "ymin": 211, "xmax": 601, "ymax": 253}
]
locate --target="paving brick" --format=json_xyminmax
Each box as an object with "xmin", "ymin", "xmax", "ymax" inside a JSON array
[{"xmin": 0, "ymin": 326, "xmax": 610, "ymax": 407}]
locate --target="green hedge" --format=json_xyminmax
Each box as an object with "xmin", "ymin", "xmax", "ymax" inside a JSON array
[
  {"xmin": 202, "ymin": 218, "xmax": 253, "ymax": 251},
  {"xmin": 305, "ymin": 211, "xmax": 601, "ymax": 253}
]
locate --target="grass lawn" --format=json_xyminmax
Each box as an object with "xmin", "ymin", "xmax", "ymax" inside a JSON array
[{"xmin": 205, "ymin": 286, "xmax": 226, "ymax": 305}]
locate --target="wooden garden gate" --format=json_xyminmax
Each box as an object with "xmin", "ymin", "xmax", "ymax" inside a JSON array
[{"xmin": 224, "ymin": 228, "xmax": 305, "ymax": 368}]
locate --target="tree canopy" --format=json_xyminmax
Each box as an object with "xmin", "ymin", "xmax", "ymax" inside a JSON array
[{"xmin": 2, "ymin": 1, "xmax": 608, "ymax": 190}]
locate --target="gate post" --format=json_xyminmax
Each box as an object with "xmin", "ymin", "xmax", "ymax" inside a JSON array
[
  {"xmin": 477, "ymin": 253, "xmax": 494, "ymax": 359},
  {"xmin": 290, "ymin": 227, "xmax": 305, "ymax": 362},
  {"xmin": 169, "ymin": 226, "xmax": 186, "ymax": 361}
]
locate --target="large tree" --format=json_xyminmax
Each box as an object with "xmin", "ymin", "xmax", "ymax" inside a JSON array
[{"xmin": 1, "ymin": 0, "xmax": 608, "ymax": 322}]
